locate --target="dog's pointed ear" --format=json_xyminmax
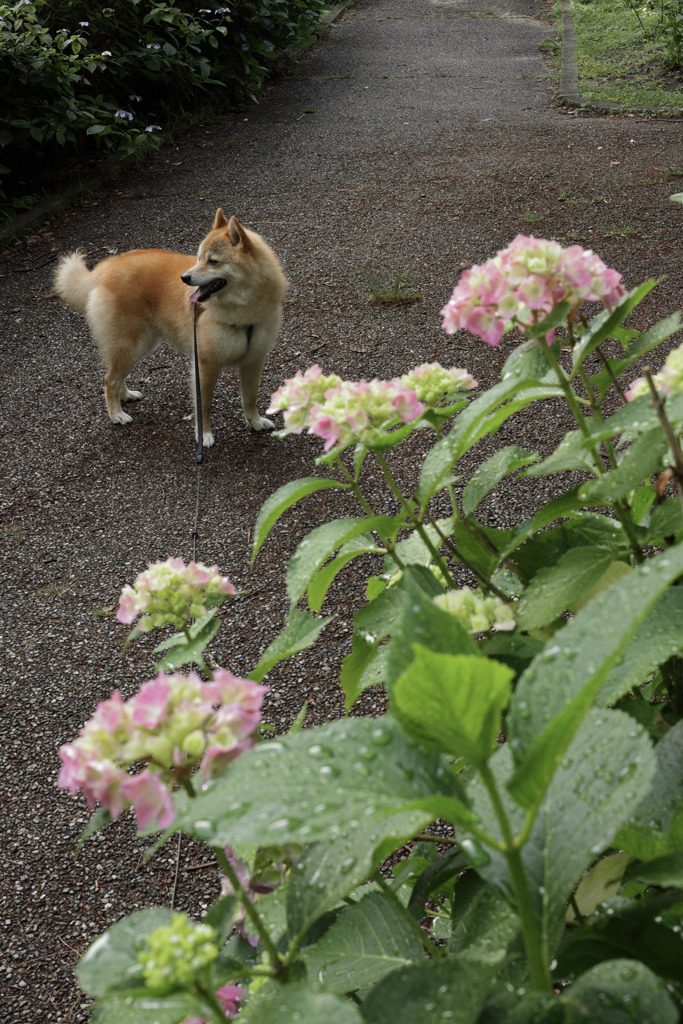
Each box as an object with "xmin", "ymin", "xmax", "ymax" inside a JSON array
[
  {"xmin": 213, "ymin": 208, "xmax": 230, "ymax": 230},
  {"xmin": 228, "ymin": 216, "xmax": 251, "ymax": 251}
]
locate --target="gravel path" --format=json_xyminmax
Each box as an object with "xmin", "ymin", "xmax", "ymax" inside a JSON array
[{"xmin": 1, "ymin": 0, "xmax": 682, "ymax": 1020}]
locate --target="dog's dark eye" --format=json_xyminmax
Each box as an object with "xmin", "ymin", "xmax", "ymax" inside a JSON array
[{"xmin": 207, "ymin": 256, "xmax": 218, "ymax": 266}]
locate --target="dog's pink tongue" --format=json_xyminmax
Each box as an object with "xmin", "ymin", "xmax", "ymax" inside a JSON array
[{"xmin": 190, "ymin": 287, "xmax": 201, "ymax": 304}]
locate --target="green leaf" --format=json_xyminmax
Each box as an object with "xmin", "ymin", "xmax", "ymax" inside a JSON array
[
  {"xmin": 467, "ymin": 712, "xmax": 655, "ymax": 954},
  {"xmin": 406, "ymin": 846, "xmax": 467, "ymax": 921},
  {"xmin": 89, "ymin": 992, "xmax": 214, "ymax": 1024},
  {"xmin": 570, "ymin": 279, "xmax": 660, "ymax": 377},
  {"xmin": 251, "ymin": 477, "xmax": 346, "ymax": 563},
  {"xmin": 352, "ymin": 566, "xmax": 435, "ymax": 646},
  {"xmin": 522, "ymin": 710, "xmax": 655, "ymax": 952},
  {"xmin": 587, "ymin": 311, "xmax": 682, "ymax": 401},
  {"xmin": 645, "ymin": 498, "xmax": 683, "ymax": 544},
  {"xmin": 581, "ymin": 392, "xmax": 683, "ymax": 445},
  {"xmin": 155, "ymin": 616, "xmax": 220, "ymax": 671},
  {"xmin": 416, "ymin": 377, "xmax": 546, "ymax": 508},
  {"xmin": 385, "ymin": 516, "xmax": 455, "ymax": 571},
  {"xmin": 175, "ymin": 715, "xmax": 468, "ymax": 851},
  {"xmin": 626, "ymin": 851, "xmax": 683, "ymax": 888},
  {"xmin": 515, "ymin": 546, "xmax": 615, "ymax": 631},
  {"xmin": 77, "ymin": 907, "xmax": 174, "ymax": 998},
  {"xmin": 75, "ymin": 807, "xmax": 112, "ymax": 851},
  {"xmin": 507, "ymin": 542, "xmax": 683, "ymax": 811},
  {"xmin": 307, "ymin": 534, "xmax": 383, "ymax": 613},
  {"xmin": 462, "ymin": 446, "xmax": 539, "ymax": 516},
  {"xmin": 448, "ymin": 870, "xmax": 521, "ymax": 966},
  {"xmin": 383, "ymin": 566, "xmax": 479, "ymax": 689},
  {"xmin": 287, "ymin": 834, "xmax": 382, "ymax": 944},
  {"xmin": 152, "ymin": 609, "xmax": 218, "ymax": 652},
  {"xmin": 498, "ymin": 485, "xmax": 585, "ymax": 561},
  {"xmin": 301, "ymin": 891, "xmax": 423, "ymax": 994},
  {"xmin": 566, "ymin": 852, "xmax": 631, "ymax": 922},
  {"xmin": 340, "ymin": 629, "xmax": 381, "ymax": 712},
  {"xmin": 393, "ymin": 648, "xmax": 513, "ymax": 762},
  {"xmin": 597, "ymin": 586, "xmax": 683, "ymax": 706},
  {"xmin": 616, "ymin": 720, "xmax": 683, "ymax": 860},
  {"xmin": 522, "ymin": 429, "xmax": 596, "ymax": 477},
  {"xmin": 359, "ymin": 959, "xmax": 493, "ymax": 1024},
  {"xmin": 558, "ymin": 960, "xmax": 678, "ymax": 1023},
  {"xmin": 578, "ymin": 429, "xmax": 669, "ymax": 506},
  {"xmin": 238, "ymin": 981, "xmax": 363, "ymax": 1024},
  {"xmin": 249, "ymin": 608, "xmax": 334, "ymax": 683},
  {"xmin": 451, "ymin": 518, "xmax": 505, "ymax": 581},
  {"xmin": 571, "ymin": 559, "xmax": 632, "ymax": 614},
  {"xmin": 286, "ymin": 516, "xmax": 395, "ymax": 609},
  {"xmin": 480, "ymin": 631, "xmax": 545, "ymax": 679},
  {"xmin": 203, "ymin": 893, "xmax": 238, "ymax": 944},
  {"xmin": 626, "ymin": 483, "xmax": 655, "ymax": 524},
  {"xmin": 501, "ymin": 337, "xmax": 555, "ymax": 382},
  {"xmin": 556, "ymin": 894, "xmax": 683, "ymax": 987}
]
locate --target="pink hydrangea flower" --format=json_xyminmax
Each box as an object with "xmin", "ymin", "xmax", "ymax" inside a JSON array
[
  {"xmin": 117, "ymin": 558, "xmax": 236, "ymax": 632},
  {"xmin": 269, "ymin": 362, "xmax": 477, "ymax": 453},
  {"xmin": 57, "ymin": 670, "xmax": 267, "ymax": 830},
  {"xmin": 627, "ymin": 342, "xmax": 683, "ymax": 401},
  {"xmin": 441, "ymin": 235, "xmax": 627, "ymax": 346},
  {"xmin": 182, "ymin": 985, "xmax": 244, "ymax": 1024},
  {"xmin": 267, "ymin": 365, "xmax": 342, "ymax": 435},
  {"xmin": 121, "ymin": 769, "xmax": 176, "ymax": 830}
]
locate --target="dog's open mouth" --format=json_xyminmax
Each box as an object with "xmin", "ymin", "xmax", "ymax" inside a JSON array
[{"xmin": 189, "ymin": 278, "xmax": 227, "ymax": 304}]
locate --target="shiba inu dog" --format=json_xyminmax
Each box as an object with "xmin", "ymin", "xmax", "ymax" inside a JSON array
[{"xmin": 54, "ymin": 209, "xmax": 289, "ymax": 446}]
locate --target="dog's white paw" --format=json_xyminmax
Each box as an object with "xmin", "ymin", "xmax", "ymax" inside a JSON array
[
  {"xmin": 110, "ymin": 410, "xmax": 133, "ymax": 425},
  {"xmin": 249, "ymin": 415, "xmax": 275, "ymax": 432},
  {"xmin": 121, "ymin": 387, "xmax": 143, "ymax": 402},
  {"xmin": 202, "ymin": 430, "xmax": 215, "ymax": 448}
]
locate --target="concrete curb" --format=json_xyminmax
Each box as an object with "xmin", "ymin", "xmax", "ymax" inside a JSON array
[
  {"xmin": 558, "ymin": 0, "xmax": 682, "ymax": 116},
  {"xmin": 0, "ymin": 1, "xmax": 353, "ymax": 247}
]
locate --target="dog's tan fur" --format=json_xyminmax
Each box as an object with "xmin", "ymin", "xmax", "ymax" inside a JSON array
[{"xmin": 54, "ymin": 209, "xmax": 289, "ymax": 446}]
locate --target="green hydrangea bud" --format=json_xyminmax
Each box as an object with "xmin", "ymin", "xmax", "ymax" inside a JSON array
[
  {"xmin": 138, "ymin": 913, "xmax": 219, "ymax": 991},
  {"xmin": 434, "ymin": 587, "xmax": 516, "ymax": 635}
]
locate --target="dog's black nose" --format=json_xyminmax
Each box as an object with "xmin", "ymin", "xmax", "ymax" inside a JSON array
[{"xmin": 181, "ymin": 272, "xmax": 192, "ymax": 284}]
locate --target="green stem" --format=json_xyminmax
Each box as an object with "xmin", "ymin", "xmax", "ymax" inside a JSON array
[
  {"xmin": 542, "ymin": 343, "xmax": 601, "ymax": 463},
  {"xmin": 212, "ymin": 847, "xmax": 284, "ymax": 972},
  {"xmin": 596, "ymin": 344, "xmax": 629, "ymax": 405},
  {"xmin": 569, "ymin": 894, "xmax": 586, "ymax": 926},
  {"xmin": 336, "ymin": 457, "xmax": 407, "ymax": 570},
  {"xmin": 374, "ymin": 452, "xmax": 458, "ymax": 588},
  {"xmin": 336, "ymin": 458, "xmax": 377, "ymax": 518},
  {"xmin": 424, "ymin": 511, "xmax": 511, "ymax": 601},
  {"xmin": 544, "ymin": 340, "xmax": 645, "ymax": 561},
  {"xmin": 645, "ymin": 368, "xmax": 683, "ymax": 520},
  {"xmin": 181, "ymin": 776, "xmax": 197, "ymax": 799},
  {"xmin": 479, "ymin": 764, "xmax": 552, "ymax": 991},
  {"xmin": 414, "ymin": 832, "xmax": 458, "ymax": 846}
]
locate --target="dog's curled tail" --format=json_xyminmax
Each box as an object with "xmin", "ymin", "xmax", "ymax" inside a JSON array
[{"xmin": 53, "ymin": 251, "xmax": 93, "ymax": 315}]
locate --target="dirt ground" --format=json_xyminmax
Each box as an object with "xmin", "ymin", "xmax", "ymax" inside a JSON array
[{"xmin": 1, "ymin": 0, "xmax": 682, "ymax": 1021}]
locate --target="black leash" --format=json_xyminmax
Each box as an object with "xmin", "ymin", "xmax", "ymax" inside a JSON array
[
  {"xmin": 173, "ymin": 312, "xmax": 254, "ymax": 908},
  {"xmin": 193, "ymin": 303, "xmax": 204, "ymax": 466}
]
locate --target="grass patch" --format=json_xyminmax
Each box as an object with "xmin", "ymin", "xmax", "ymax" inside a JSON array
[
  {"xmin": 364, "ymin": 269, "xmax": 422, "ymax": 305},
  {"xmin": 567, "ymin": 0, "xmax": 683, "ymax": 110}
]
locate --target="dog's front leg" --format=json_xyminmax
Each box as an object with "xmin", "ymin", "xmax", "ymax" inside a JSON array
[{"xmin": 239, "ymin": 353, "xmax": 274, "ymax": 431}]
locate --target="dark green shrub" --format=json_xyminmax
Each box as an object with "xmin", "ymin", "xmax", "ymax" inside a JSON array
[{"xmin": 0, "ymin": 0, "xmax": 328, "ymax": 211}]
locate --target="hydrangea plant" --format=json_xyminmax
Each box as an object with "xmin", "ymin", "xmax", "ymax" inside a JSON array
[{"xmin": 61, "ymin": 237, "xmax": 683, "ymax": 1024}]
